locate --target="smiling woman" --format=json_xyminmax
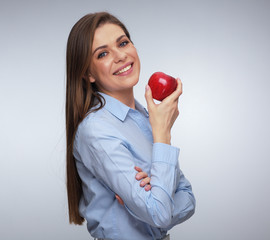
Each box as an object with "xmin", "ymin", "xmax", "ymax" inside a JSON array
[
  {"xmin": 65, "ymin": 12, "xmax": 195, "ymax": 240},
  {"xmin": 89, "ymin": 23, "xmax": 140, "ymax": 106}
]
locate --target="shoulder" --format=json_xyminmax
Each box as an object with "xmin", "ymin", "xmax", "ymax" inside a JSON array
[
  {"xmin": 76, "ymin": 107, "xmax": 121, "ymax": 143},
  {"xmin": 74, "ymin": 107, "xmax": 128, "ymax": 160}
]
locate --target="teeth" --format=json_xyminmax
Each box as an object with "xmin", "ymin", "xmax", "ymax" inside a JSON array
[{"xmin": 115, "ymin": 64, "xmax": 132, "ymax": 75}]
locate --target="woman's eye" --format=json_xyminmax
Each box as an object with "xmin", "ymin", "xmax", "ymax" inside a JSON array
[
  {"xmin": 120, "ymin": 40, "xmax": 129, "ymax": 47},
  {"xmin": 98, "ymin": 52, "xmax": 107, "ymax": 59}
]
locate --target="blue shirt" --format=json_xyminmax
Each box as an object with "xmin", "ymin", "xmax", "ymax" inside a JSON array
[{"xmin": 73, "ymin": 93, "xmax": 195, "ymax": 240}]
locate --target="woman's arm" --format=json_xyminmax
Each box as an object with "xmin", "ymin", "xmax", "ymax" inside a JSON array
[
  {"xmin": 75, "ymin": 121, "xmax": 180, "ymax": 228},
  {"xmin": 117, "ymin": 167, "xmax": 195, "ymax": 228},
  {"xmin": 146, "ymin": 78, "xmax": 195, "ymax": 226}
]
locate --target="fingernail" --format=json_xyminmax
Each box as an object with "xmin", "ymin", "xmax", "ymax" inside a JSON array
[
  {"xmin": 140, "ymin": 181, "xmax": 145, "ymax": 186},
  {"xmin": 145, "ymin": 85, "xmax": 150, "ymax": 91},
  {"xmin": 145, "ymin": 185, "xmax": 151, "ymax": 191}
]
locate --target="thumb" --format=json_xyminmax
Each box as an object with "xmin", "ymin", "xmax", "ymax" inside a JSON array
[{"xmin": 145, "ymin": 85, "xmax": 155, "ymax": 109}]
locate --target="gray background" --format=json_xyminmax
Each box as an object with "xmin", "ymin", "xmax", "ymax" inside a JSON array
[{"xmin": 1, "ymin": 0, "xmax": 269, "ymax": 239}]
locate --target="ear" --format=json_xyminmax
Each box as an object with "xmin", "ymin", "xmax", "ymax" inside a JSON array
[{"xmin": 88, "ymin": 74, "xmax": 96, "ymax": 83}]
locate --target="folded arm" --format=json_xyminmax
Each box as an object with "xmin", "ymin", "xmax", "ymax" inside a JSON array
[{"xmin": 75, "ymin": 120, "xmax": 180, "ymax": 228}]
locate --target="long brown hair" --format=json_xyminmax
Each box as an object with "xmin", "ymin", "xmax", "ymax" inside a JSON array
[{"xmin": 66, "ymin": 12, "xmax": 131, "ymax": 225}]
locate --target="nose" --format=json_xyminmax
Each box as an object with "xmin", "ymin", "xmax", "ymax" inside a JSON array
[{"xmin": 113, "ymin": 49, "xmax": 127, "ymax": 63}]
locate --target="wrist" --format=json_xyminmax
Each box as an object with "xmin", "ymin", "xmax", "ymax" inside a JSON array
[{"xmin": 153, "ymin": 132, "xmax": 171, "ymax": 145}]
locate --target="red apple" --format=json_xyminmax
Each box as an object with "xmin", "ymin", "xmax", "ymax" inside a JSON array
[{"xmin": 148, "ymin": 72, "xmax": 177, "ymax": 101}]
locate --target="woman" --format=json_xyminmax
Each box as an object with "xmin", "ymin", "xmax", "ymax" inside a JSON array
[{"xmin": 66, "ymin": 12, "xmax": 195, "ymax": 240}]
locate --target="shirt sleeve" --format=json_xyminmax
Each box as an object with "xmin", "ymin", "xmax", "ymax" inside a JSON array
[
  {"xmin": 75, "ymin": 119, "xmax": 180, "ymax": 228},
  {"xmin": 162, "ymin": 170, "xmax": 196, "ymax": 231}
]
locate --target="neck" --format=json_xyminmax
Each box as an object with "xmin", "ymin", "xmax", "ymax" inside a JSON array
[
  {"xmin": 124, "ymin": 93, "xmax": 136, "ymax": 109},
  {"xmin": 117, "ymin": 89, "xmax": 136, "ymax": 109},
  {"xmin": 103, "ymin": 88, "xmax": 136, "ymax": 109}
]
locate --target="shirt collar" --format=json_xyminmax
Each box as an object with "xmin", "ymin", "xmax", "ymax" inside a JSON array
[{"xmin": 99, "ymin": 92, "xmax": 149, "ymax": 122}]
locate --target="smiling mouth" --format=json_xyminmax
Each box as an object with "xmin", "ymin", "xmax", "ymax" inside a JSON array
[{"xmin": 113, "ymin": 63, "xmax": 133, "ymax": 75}]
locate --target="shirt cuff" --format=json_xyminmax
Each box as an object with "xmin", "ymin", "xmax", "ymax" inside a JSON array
[{"xmin": 152, "ymin": 142, "xmax": 180, "ymax": 165}]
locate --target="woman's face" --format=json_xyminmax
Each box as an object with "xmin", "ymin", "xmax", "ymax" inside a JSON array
[{"xmin": 89, "ymin": 23, "xmax": 140, "ymax": 98}]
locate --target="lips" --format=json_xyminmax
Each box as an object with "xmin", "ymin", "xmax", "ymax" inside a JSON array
[{"xmin": 113, "ymin": 62, "xmax": 133, "ymax": 75}]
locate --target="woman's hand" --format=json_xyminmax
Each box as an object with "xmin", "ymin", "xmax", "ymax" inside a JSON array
[
  {"xmin": 115, "ymin": 166, "xmax": 151, "ymax": 205},
  {"xmin": 145, "ymin": 78, "xmax": 182, "ymax": 144},
  {"xmin": 134, "ymin": 166, "xmax": 151, "ymax": 191}
]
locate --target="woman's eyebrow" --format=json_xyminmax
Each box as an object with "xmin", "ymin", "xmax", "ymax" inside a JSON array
[
  {"xmin": 92, "ymin": 35, "xmax": 126, "ymax": 55},
  {"xmin": 116, "ymin": 34, "xmax": 126, "ymax": 43}
]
